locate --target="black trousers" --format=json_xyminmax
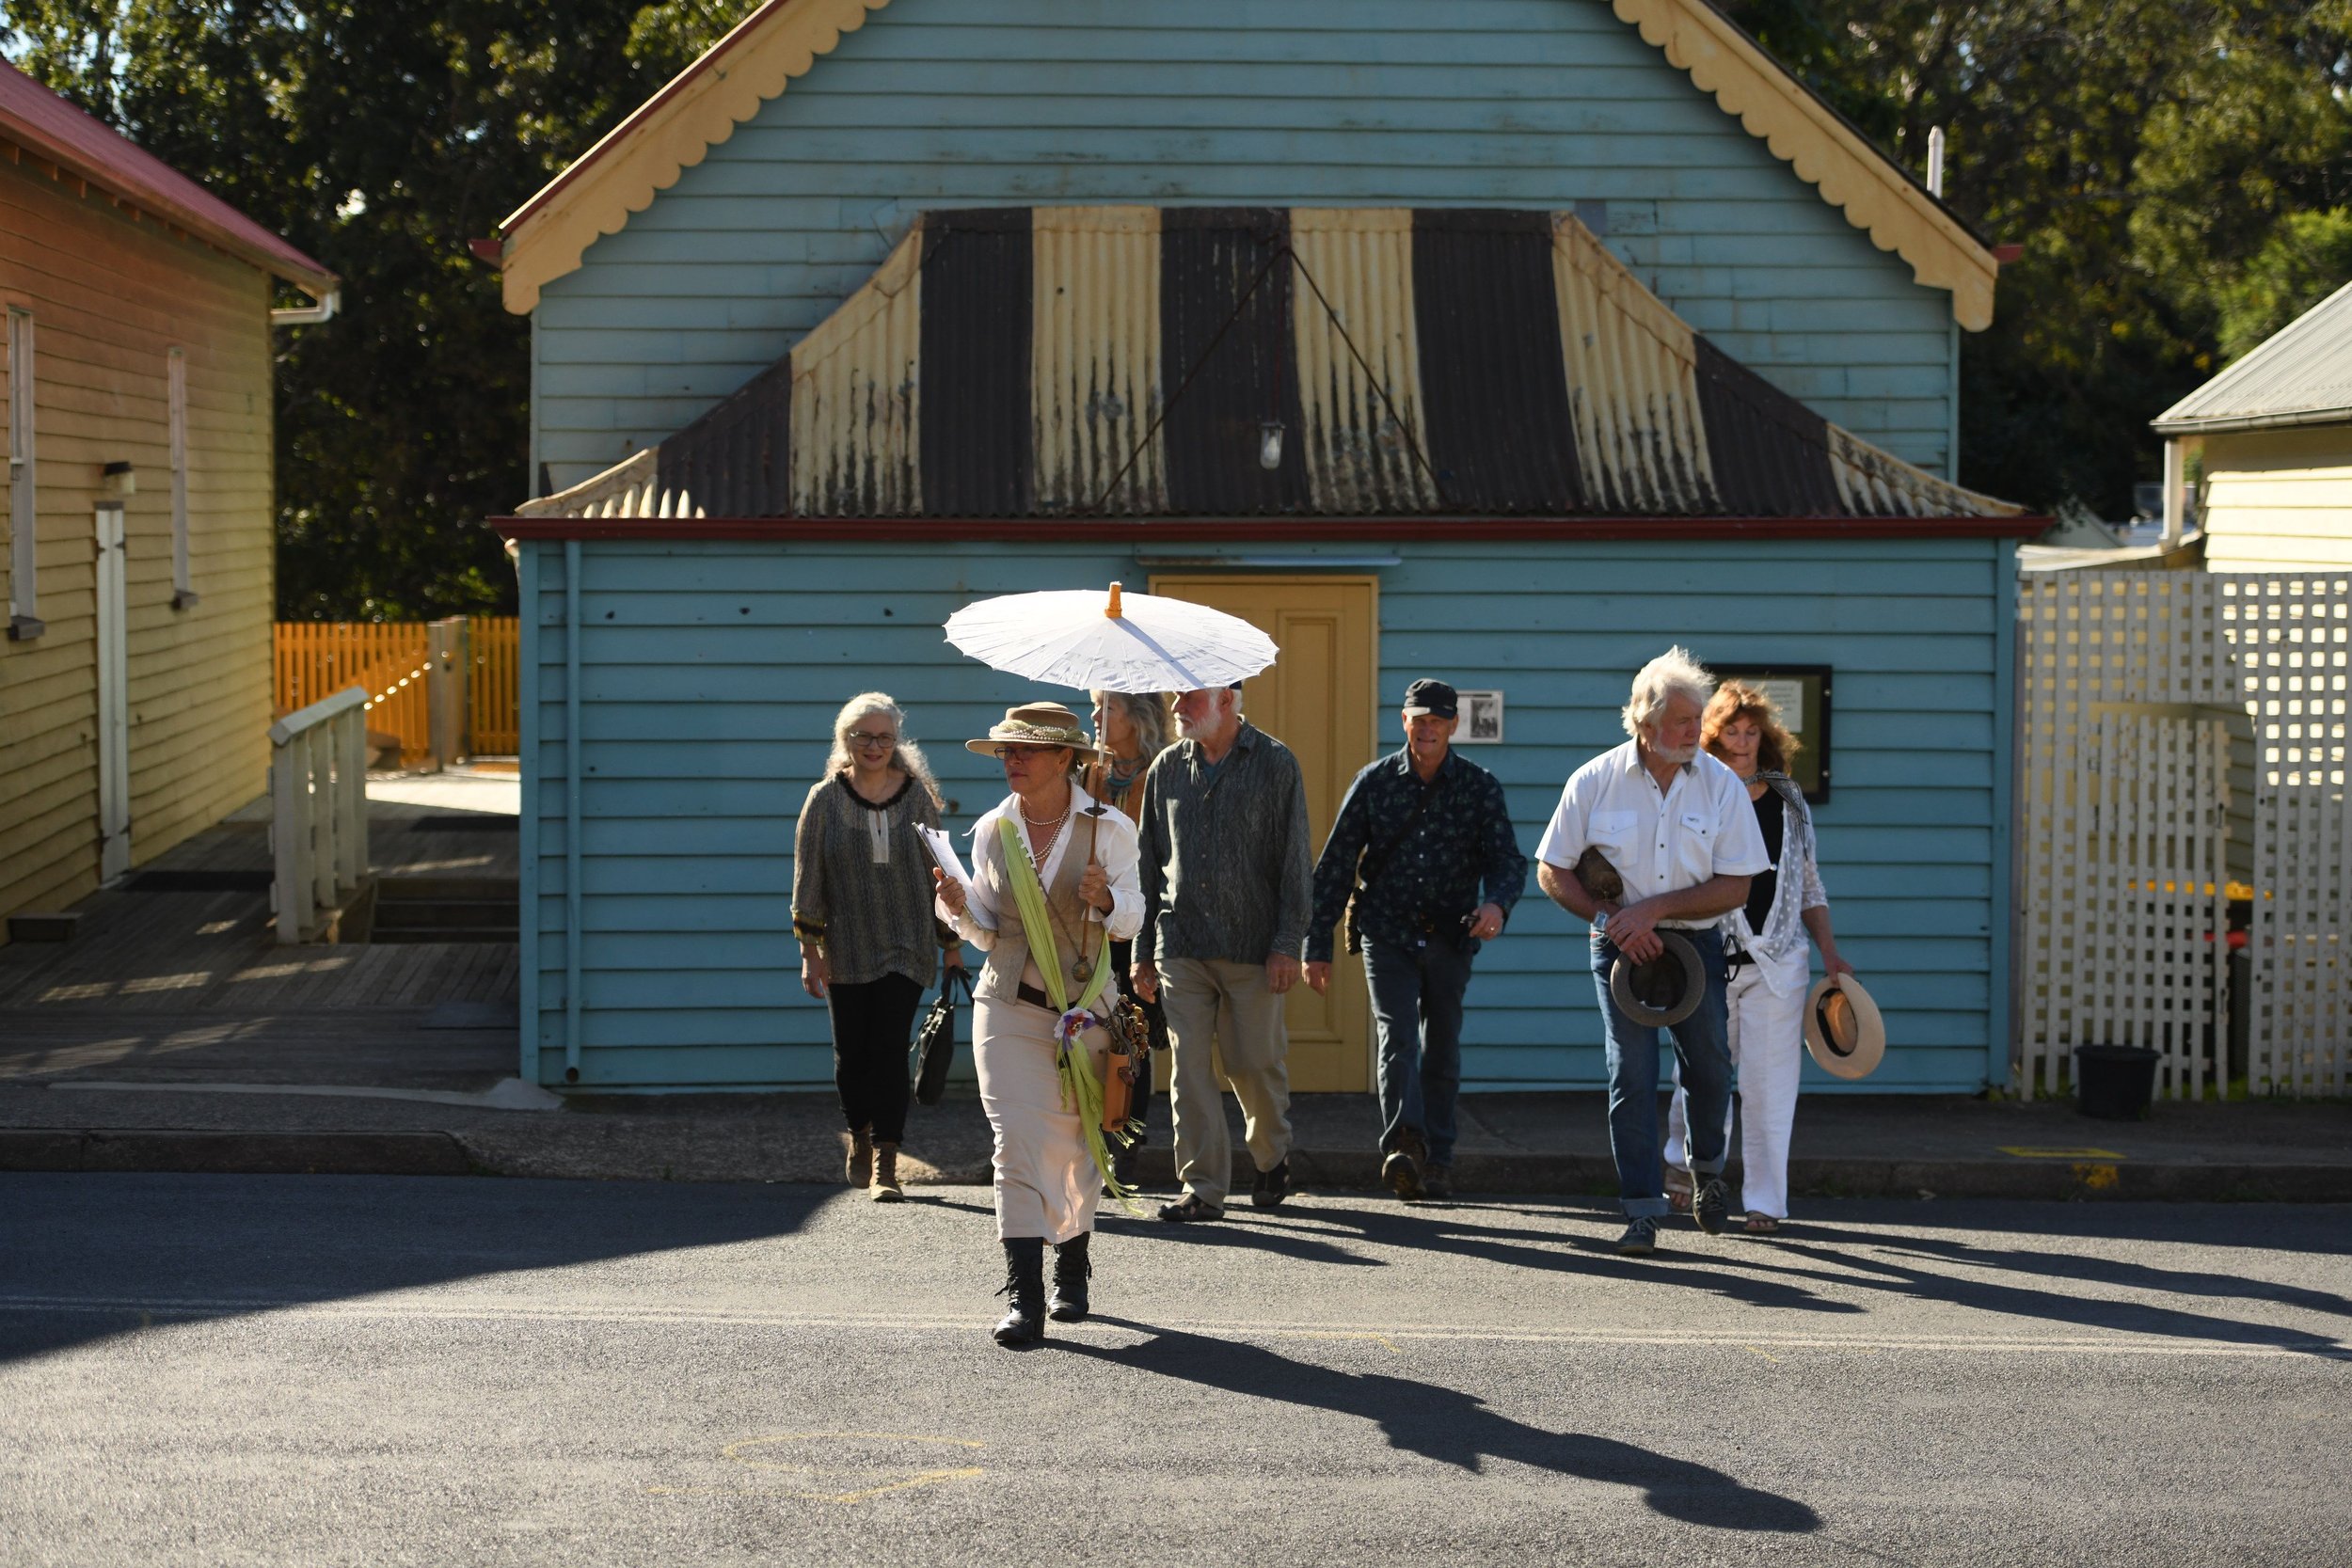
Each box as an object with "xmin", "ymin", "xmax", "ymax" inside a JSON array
[
  {"xmin": 1108, "ymin": 939, "xmax": 1166, "ymax": 1145},
  {"xmin": 827, "ymin": 973, "xmax": 921, "ymax": 1145}
]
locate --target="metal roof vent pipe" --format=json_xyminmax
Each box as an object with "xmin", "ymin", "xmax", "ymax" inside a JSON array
[
  {"xmin": 270, "ymin": 287, "xmax": 341, "ymax": 328},
  {"xmin": 1927, "ymin": 127, "xmax": 1947, "ymax": 198}
]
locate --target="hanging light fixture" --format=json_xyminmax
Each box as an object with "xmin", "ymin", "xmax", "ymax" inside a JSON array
[{"xmin": 1259, "ymin": 420, "xmax": 1284, "ymax": 471}]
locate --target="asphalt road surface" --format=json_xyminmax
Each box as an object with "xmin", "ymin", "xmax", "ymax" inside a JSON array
[{"xmin": 3, "ymin": 1174, "xmax": 2348, "ymax": 1566}]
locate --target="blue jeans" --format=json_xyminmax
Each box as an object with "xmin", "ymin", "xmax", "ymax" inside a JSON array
[
  {"xmin": 1361, "ymin": 936, "xmax": 1471, "ymax": 1167},
  {"xmin": 1591, "ymin": 930, "xmax": 1731, "ymax": 1218}
]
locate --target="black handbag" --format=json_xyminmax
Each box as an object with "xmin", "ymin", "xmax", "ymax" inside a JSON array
[{"xmin": 913, "ymin": 966, "xmax": 972, "ymax": 1106}]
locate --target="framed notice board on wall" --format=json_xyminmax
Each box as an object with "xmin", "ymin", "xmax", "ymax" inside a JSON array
[{"xmin": 1712, "ymin": 664, "xmax": 1833, "ymax": 803}]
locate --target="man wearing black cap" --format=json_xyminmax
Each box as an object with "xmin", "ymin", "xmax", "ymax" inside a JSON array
[{"xmin": 1306, "ymin": 679, "xmax": 1527, "ymax": 1200}]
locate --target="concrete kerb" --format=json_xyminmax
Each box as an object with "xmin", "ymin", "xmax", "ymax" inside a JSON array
[{"xmin": 3, "ymin": 1125, "xmax": 2347, "ymax": 1200}]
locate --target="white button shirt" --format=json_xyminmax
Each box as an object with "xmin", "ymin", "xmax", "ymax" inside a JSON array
[{"xmin": 1534, "ymin": 740, "xmax": 1769, "ymax": 927}]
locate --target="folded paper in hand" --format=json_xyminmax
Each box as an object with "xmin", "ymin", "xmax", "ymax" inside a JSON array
[{"xmin": 917, "ymin": 825, "xmax": 975, "ymax": 902}]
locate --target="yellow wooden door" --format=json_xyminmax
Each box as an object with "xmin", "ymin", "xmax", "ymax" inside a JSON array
[{"xmin": 1149, "ymin": 575, "xmax": 1379, "ymax": 1092}]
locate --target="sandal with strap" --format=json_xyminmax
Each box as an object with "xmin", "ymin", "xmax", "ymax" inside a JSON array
[
  {"xmin": 1156, "ymin": 1194, "xmax": 1225, "ymax": 1224},
  {"xmin": 1663, "ymin": 1167, "xmax": 1694, "ymax": 1215},
  {"xmin": 1742, "ymin": 1213, "xmax": 1782, "ymax": 1236}
]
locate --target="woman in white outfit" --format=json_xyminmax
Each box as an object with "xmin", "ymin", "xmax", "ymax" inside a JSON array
[
  {"xmin": 934, "ymin": 702, "xmax": 1143, "ymax": 1346},
  {"xmin": 1664, "ymin": 681, "xmax": 1851, "ymax": 1234}
]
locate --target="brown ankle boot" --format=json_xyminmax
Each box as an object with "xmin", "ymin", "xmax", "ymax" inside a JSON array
[
  {"xmin": 870, "ymin": 1141, "xmax": 905, "ymax": 1202},
  {"xmin": 847, "ymin": 1126, "xmax": 874, "ymax": 1189}
]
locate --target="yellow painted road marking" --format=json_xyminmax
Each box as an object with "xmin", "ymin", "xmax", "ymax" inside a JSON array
[
  {"xmin": 1293, "ymin": 1330, "xmax": 1403, "ymax": 1354},
  {"xmin": 645, "ymin": 1467, "xmax": 984, "ymax": 1504},
  {"xmin": 2000, "ymin": 1147, "xmax": 2126, "ymax": 1159},
  {"xmin": 1744, "ymin": 1345, "xmax": 1783, "ymax": 1365},
  {"xmin": 647, "ymin": 1432, "xmax": 986, "ymax": 1504}
]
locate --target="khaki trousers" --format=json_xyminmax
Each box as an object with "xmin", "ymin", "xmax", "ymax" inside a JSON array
[{"xmin": 1159, "ymin": 957, "xmax": 1294, "ymax": 1207}]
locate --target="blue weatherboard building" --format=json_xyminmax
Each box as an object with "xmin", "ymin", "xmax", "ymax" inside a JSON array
[{"xmin": 488, "ymin": 0, "xmax": 2041, "ymax": 1095}]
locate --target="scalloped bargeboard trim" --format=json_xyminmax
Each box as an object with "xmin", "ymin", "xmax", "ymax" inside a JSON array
[
  {"xmin": 498, "ymin": 0, "xmax": 893, "ymax": 313},
  {"xmin": 501, "ymin": 0, "xmax": 1996, "ymax": 328},
  {"xmin": 1609, "ymin": 0, "xmax": 1997, "ymax": 330}
]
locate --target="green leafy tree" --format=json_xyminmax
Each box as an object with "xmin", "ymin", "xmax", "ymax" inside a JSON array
[
  {"xmin": 3, "ymin": 1, "xmax": 736, "ymax": 618},
  {"xmin": 1725, "ymin": 0, "xmax": 2352, "ymax": 515}
]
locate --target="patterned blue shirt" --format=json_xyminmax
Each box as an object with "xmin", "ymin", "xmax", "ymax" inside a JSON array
[{"xmin": 1307, "ymin": 747, "xmax": 1528, "ymax": 963}]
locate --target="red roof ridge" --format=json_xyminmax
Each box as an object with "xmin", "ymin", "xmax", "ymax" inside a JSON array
[{"xmin": 0, "ymin": 59, "xmax": 335, "ymax": 293}]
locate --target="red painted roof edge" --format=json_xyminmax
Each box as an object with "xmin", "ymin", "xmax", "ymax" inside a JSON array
[
  {"xmin": 0, "ymin": 60, "xmax": 336, "ymax": 292},
  {"xmin": 487, "ymin": 515, "xmax": 2051, "ymax": 544}
]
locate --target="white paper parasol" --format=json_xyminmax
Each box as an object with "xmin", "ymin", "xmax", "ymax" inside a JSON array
[{"xmin": 943, "ymin": 582, "xmax": 1279, "ymax": 694}]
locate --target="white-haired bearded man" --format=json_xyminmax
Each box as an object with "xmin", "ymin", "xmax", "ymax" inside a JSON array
[{"xmin": 1534, "ymin": 647, "xmax": 1767, "ymax": 1255}]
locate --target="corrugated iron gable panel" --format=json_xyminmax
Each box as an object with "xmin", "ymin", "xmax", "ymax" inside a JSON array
[
  {"xmin": 918, "ymin": 207, "xmax": 1033, "ymax": 517},
  {"xmin": 787, "ymin": 220, "xmax": 921, "ymax": 516},
  {"xmin": 1692, "ymin": 335, "xmax": 1842, "ymax": 516},
  {"xmin": 1160, "ymin": 208, "xmax": 1309, "ymax": 515},
  {"xmin": 1411, "ymin": 208, "xmax": 1581, "ymax": 515},
  {"xmin": 1290, "ymin": 208, "xmax": 1438, "ymax": 515},
  {"xmin": 1031, "ymin": 206, "xmax": 1165, "ymax": 515},
  {"xmin": 659, "ymin": 357, "xmax": 790, "ymax": 517},
  {"xmin": 1551, "ymin": 214, "xmax": 1713, "ymax": 514},
  {"xmin": 528, "ymin": 203, "xmax": 2022, "ymax": 522}
]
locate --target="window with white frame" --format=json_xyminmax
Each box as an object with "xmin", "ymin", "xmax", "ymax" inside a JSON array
[
  {"xmin": 168, "ymin": 346, "xmax": 194, "ymax": 607},
  {"xmin": 7, "ymin": 306, "xmax": 36, "ymax": 640}
]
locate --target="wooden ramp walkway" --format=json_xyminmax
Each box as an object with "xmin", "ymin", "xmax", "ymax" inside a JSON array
[{"xmin": 0, "ymin": 782, "xmax": 521, "ymax": 1092}]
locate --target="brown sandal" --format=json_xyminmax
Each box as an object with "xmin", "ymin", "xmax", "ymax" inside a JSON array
[
  {"xmin": 1663, "ymin": 1168, "xmax": 1694, "ymax": 1215},
  {"xmin": 1742, "ymin": 1213, "xmax": 1781, "ymax": 1235}
]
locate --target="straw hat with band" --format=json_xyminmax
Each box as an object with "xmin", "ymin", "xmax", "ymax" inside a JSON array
[
  {"xmin": 965, "ymin": 702, "xmax": 1104, "ymax": 761},
  {"xmin": 1575, "ymin": 847, "xmax": 1708, "ymax": 1029},
  {"xmin": 1803, "ymin": 974, "xmax": 1886, "ymax": 1079}
]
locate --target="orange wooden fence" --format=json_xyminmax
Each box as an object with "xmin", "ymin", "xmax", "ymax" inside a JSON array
[
  {"xmin": 274, "ymin": 622, "xmax": 435, "ymax": 766},
  {"xmin": 468, "ymin": 616, "xmax": 520, "ymax": 754},
  {"xmin": 275, "ymin": 618, "xmax": 520, "ymax": 765}
]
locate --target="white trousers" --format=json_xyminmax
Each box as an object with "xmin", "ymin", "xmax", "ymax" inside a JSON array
[
  {"xmin": 1665, "ymin": 945, "xmax": 1809, "ymax": 1220},
  {"xmin": 974, "ymin": 999, "xmax": 1111, "ymax": 1243}
]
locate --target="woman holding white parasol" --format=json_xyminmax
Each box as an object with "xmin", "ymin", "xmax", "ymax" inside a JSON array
[{"xmin": 932, "ymin": 701, "xmax": 1144, "ymax": 1348}]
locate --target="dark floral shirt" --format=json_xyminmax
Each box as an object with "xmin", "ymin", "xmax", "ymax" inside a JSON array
[{"xmin": 1307, "ymin": 748, "xmax": 1528, "ymax": 963}]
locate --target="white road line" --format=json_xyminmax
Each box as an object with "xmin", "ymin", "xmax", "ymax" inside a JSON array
[{"xmin": 1, "ymin": 1294, "xmax": 2344, "ymax": 1359}]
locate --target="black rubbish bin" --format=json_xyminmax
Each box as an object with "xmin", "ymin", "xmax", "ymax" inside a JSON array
[{"xmin": 2074, "ymin": 1044, "xmax": 2161, "ymax": 1120}]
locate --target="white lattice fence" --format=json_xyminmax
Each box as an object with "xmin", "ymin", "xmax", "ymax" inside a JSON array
[
  {"xmin": 2222, "ymin": 576, "xmax": 2351, "ymax": 1096},
  {"xmin": 2019, "ymin": 570, "xmax": 2351, "ymax": 1100},
  {"xmin": 2018, "ymin": 574, "xmax": 2232, "ymax": 1098}
]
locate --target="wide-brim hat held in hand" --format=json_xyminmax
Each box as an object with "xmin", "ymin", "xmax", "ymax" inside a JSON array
[
  {"xmin": 1576, "ymin": 847, "xmax": 1708, "ymax": 1029},
  {"xmin": 1804, "ymin": 974, "xmax": 1886, "ymax": 1079},
  {"xmin": 1609, "ymin": 932, "xmax": 1707, "ymax": 1028},
  {"xmin": 964, "ymin": 701, "xmax": 1104, "ymax": 759}
]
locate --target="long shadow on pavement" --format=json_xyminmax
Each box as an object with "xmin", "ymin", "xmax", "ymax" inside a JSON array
[
  {"xmin": 1059, "ymin": 1316, "xmax": 1820, "ymax": 1532},
  {"xmin": 0, "ymin": 1172, "xmax": 825, "ymax": 1366},
  {"xmin": 1246, "ymin": 1199, "xmax": 2347, "ymax": 1356}
]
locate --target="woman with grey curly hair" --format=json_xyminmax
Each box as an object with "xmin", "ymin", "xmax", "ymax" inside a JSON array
[{"xmin": 792, "ymin": 692, "xmax": 962, "ymax": 1201}]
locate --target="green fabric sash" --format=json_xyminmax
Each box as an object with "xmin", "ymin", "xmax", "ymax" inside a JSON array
[{"xmin": 995, "ymin": 815, "xmax": 1131, "ymax": 1204}]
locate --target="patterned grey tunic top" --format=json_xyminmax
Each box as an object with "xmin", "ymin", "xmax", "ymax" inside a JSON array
[{"xmin": 791, "ymin": 772, "xmax": 954, "ymax": 989}]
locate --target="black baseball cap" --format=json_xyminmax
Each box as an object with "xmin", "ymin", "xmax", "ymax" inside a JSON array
[{"xmin": 1402, "ymin": 678, "xmax": 1458, "ymax": 719}]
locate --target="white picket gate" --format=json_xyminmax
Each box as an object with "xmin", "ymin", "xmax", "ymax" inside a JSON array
[{"xmin": 2017, "ymin": 570, "xmax": 2348, "ymax": 1099}]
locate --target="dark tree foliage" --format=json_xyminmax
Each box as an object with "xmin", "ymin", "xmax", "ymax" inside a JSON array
[
  {"xmin": 1724, "ymin": 0, "xmax": 2352, "ymax": 514},
  {"xmin": 8, "ymin": 1, "xmax": 2349, "ymax": 568},
  {"xmin": 3, "ymin": 2, "xmax": 737, "ymax": 619}
]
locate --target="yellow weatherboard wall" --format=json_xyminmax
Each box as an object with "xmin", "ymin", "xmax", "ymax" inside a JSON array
[
  {"xmin": 0, "ymin": 153, "xmax": 276, "ymax": 933},
  {"xmin": 2196, "ymin": 426, "xmax": 2352, "ymax": 572}
]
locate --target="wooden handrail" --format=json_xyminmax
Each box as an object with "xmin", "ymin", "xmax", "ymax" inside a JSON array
[{"xmin": 269, "ymin": 684, "xmax": 371, "ymax": 943}]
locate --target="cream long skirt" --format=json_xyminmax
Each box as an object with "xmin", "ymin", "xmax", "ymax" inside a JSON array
[{"xmin": 974, "ymin": 998, "xmax": 1113, "ymax": 1243}]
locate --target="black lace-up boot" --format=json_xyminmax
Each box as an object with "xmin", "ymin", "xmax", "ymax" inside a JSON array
[
  {"xmin": 993, "ymin": 1238, "xmax": 1047, "ymax": 1347},
  {"xmin": 1048, "ymin": 1232, "xmax": 1092, "ymax": 1323}
]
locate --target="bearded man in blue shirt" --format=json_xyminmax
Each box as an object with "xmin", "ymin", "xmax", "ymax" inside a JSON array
[{"xmin": 1306, "ymin": 679, "xmax": 1528, "ymax": 1201}]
